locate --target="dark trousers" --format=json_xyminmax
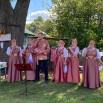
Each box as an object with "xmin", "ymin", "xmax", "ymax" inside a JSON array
[{"xmin": 36, "ymin": 60, "xmax": 48, "ymax": 81}]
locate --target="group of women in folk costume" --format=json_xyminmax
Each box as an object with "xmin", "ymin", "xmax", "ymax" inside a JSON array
[
  {"xmin": 6, "ymin": 32, "xmax": 50, "ymax": 83},
  {"xmin": 6, "ymin": 37, "xmax": 103, "ymax": 89},
  {"xmin": 6, "ymin": 38, "xmax": 35, "ymax": 82},
  {"xmin": 52, "ymin": 39, "xmax": 103, "ymax": 89},
  {"xmin": 52, "ymin": 39, "xmax": 80, "ymax": 83}
]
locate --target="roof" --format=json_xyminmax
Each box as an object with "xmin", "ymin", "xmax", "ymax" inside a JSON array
[
  {"xmin": 29, "ymin": 36, "xmax": 68, "ymax": 40},
  {"xmin": 25, "ymin": 29, "xmax": 68, "ymax": 40},
  {"xmin": 25, "ymin": 28, "xmax": 36, "ymax": 36}
]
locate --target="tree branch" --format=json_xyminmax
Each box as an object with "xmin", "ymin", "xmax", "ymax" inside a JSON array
[{"xmin": 13, "ymin": 0, "xmax": 30, "ymax": 25}]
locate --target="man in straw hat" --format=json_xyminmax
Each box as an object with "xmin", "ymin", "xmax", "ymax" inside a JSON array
[{"xmin": 33, "ymin": 32, "xmax": 50, "ymax": 83}]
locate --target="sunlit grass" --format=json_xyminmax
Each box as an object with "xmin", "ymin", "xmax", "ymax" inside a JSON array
[{"xmin": 0, "ymin": 71, "xmax": 103, "ymax": 103}]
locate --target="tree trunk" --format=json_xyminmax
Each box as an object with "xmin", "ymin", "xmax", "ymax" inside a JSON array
[{"xmin": 0, "ymin": 0, "xmax": 30, "ymax": 61}]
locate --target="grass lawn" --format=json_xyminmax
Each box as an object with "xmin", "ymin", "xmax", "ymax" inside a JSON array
[{"xmin": 0, "ymin": 72, "xmax": 103, "ymax": 103}]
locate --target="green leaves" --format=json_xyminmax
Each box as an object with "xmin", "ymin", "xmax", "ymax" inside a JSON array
[
  {"xmin": 52, "ymin": 0, "xmax": 59, "ymax": 4},
  {"xmin": 52, "ymin": 0, "xmax": 103, "ymax": 50}
]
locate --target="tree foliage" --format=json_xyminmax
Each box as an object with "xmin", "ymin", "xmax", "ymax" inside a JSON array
[
  {"xmin": 26, "ymin": 16, "xmax": 44, "ymax": 33},
  {"xmin": 52, "ymin": 0, "xmax": 103, "ymax": 50},
  {"xmin": 26, "ymin": 16, "xmax": 58, "ymax": 37}
]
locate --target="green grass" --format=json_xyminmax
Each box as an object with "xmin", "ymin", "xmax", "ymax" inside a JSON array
[{"xmin": 0, "ymin": 72, "xmax": 103, "ymax": 103}]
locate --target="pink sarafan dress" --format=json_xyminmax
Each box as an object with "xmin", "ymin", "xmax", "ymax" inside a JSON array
[
  {"xmin": 52, "ymin": 47, "xmax": 68, "ymax": 82},
  {"xmin": 82, "ymin": 48, "xmax": 101, "ymax": 89},
  {"xmin": 32, "ymin": 51, "xmax": 36, "ymax": 73},
  {"xmin": 6, "ymin": 46, "xmax": 22, "ymax": 82},
  {"xmin": 50, "ymin": 49, "xmax": 57, "ymax": 63},
  {"xmin": 67, "ymin": 47, "xmax": 80, "ymax": 83},
  {"xmin": 23, "ymin": 46, "xmax": 35, "ymax": 80},
  {"xmin": 32, "ymin": 42, "xmax": 38, "ymax": 70}
]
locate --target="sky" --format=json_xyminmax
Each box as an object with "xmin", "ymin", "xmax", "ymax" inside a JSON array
[{"xmin": 11, "ymin": 0, "xmax": 53, "ymax": 23}]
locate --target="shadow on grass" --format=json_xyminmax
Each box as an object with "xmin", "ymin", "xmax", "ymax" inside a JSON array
[{"xmin": 0, "ymin": 76, "xmax": 103, "ymax": 103}]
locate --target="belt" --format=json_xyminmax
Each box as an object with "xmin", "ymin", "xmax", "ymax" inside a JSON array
[
  {"xmin": 26, "ymin": 53, "xmax": 30, "ymax": 55},
  {"xmin": 71, "ymin": 56, "xmax": 78, "ymax": 58},
  {"xmin": 12, "ymin": 53, "xmax": 17, "ymax": 56},
  {"xmin": 86, "ymin": 56, "xmax": 96, "ymax": 59}
]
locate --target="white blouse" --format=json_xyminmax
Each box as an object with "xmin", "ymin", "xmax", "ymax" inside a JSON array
[
  {"xmin": 28, "ymin": 54, "xmax": 33, "ymax": 63},
  {"xmin": 22, "ymin": 45, "xmax": 33, "ymax": 63},
  {"xmin": 82, "ymin": 48, "xmax": 101, "ymax": 59},
  {"xmin": 69, "ymin": 47, "xmax": 79, "ymax": 57},
  {"xmin": 63, "ymin": 48, "xmax": 68, "ymax": 73},
  {"xmin": 6, "ymin": 46, "xmax": 22, "ymax": 57},
  {"xmin": 63, "ymin": 48, "xmax": 69, "ymax": 58},
  {"xmin": 74, "ymin": 47, "xmax": 79, "ymax": 56}
]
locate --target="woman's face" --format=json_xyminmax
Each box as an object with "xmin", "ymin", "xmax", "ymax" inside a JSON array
[
  {"xmin": 28, "ymin": 39, "xmax": 33, "ymax": 45},
  {"xmin": 11, "ymin": 40, "xmax": 16, "ymax": 46},
  {"xmin": 72, "ymin": 40, "xmax": 77, "ymax": 47},
  {"xmin": 38, "ymin": 33, "xmax": 44, "ymax": 39},
  {"xmin": 89, "ymin": 41, "xmax": 95, "ymax": 48},
  {"xmin": 58, "ymin": 40, "xmax": 64, "ymax": 47}
]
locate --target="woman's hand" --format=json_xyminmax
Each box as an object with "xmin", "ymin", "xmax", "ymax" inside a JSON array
[
  {"xmin": 64, "ymin": 61, "xmax": 67, "ymax": 65},
  {"xmin": 98, "ymin": 59, "xmax": 103, "ymax": 65},
  {"xmin": 35, "ymin": 48, "xmax": 43, "ymax": 54},
  {"xmin": 69, "ymin": 47, "xmax": 72, "ymax": 50},
  {"xmin": 42, "ymin": 50, "xmax": 47, "ymax": 55},
  {"xmin": 84, "ymin": 48, "xmax": 88, "ymax": 57}
]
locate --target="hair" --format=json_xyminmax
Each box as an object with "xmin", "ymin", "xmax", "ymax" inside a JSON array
[
  {"xmin": 72, "ymin": 38, "xmax": 77, "ymax": 43},
  {"xmin": 58, "ymin": 39, "xmax": 65, "ymax": 45},
  {"xmin": 11, "ymin": 39, "xmax": 16, "ymax": 43},
  {"xmin": 89, "ymin": 40, "xmax": 96, "ymax": 45}
]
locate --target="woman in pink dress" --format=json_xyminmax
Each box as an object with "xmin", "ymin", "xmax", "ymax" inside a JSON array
[
  {"xmin": 23, "ymin": 39, "xmax": 35, "ymax": 81},
  {"xmin": 6, "ymin": 39, "xmax": 22, "ymax": 82},
  {"xmin": 82, "ymin": 40, "xmax": 103, "ymax": 88},
  {"xmin": 31, "ymin": 39, "xmax": 37, "ymax": 76},
  {"xmin": 52, "ymin": 40, "xmax": 68, "ymax": 82},
  {"xmin": 67, "ymin": 39, "xmax": 80, "ymax": 83}
]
